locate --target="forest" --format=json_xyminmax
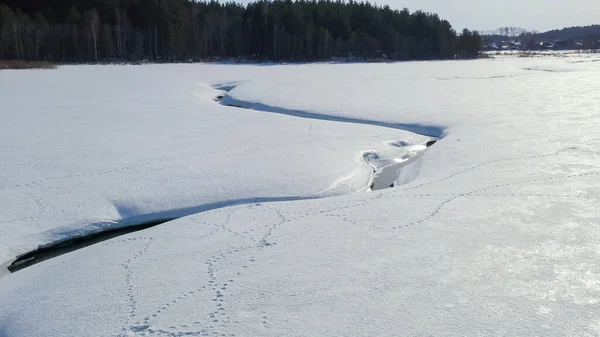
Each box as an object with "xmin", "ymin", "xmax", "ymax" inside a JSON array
[{"xmin": 0, "ymin": 0, "xmax": 483, "ymax": 63}]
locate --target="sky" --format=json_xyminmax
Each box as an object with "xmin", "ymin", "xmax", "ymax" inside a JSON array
[{"xmin": 380, "ymin": 0, "xmax": 600, "ymax": 32}]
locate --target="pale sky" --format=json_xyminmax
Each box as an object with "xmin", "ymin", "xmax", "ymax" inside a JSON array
[{"xmin": 381, "ymin": 0, "xmax": 600, "ymax": 31}]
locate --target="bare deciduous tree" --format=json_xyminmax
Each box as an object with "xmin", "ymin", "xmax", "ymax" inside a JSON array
[{"xmin": 85, "ymin": 8, "xmax": 100, "ymax": 62}]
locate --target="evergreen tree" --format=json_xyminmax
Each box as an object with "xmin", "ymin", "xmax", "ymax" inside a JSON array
[
  {"xmin": 457, "ymin": 28, "xmax": 482, "ymax": 58},
  {"xmin": 0, "ymin": 0, "xmax": 482, "ymax": 62}
]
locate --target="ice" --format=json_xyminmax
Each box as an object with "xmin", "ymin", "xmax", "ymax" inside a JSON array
[
  {"xmin": 0, "ymin": 65, "xmax": 426, "ymax": 263},
  {"xmin": 0, "ymin": 55, "xmax": 599, "ymax": 336}
]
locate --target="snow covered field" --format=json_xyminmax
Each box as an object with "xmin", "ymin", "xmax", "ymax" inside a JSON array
[{"xmin": 1, "ymin": 56, "xmax": 599, "ymax": 336}]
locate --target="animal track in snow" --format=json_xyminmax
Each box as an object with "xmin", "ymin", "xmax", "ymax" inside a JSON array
[
  {"xmin": 118, "ymin": 203, "xmax": 293, "ymax": 336},
  {"xmin": 120, "ymin": 237, "xmax": 154, "ymax": 332},
  {"xmin": 396, "ymin": 147, "xmax": 590, "ymax": 193},
  {"xmin": 0, "ymin": 196, "xmax": 47, "ymax": 226},
  {"xmin": 378, "ymin": 171, "xmax": 599, "ymax": 230}
]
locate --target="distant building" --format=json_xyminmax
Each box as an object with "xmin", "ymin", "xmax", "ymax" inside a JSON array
[
  {"xmin": 499, "ymin": 40, "xmax": 521, "ymax": 51},
  {"xmin": 483, "ymin": 42, "xmax": 499, "ymax": 51},
  {"xmin": 539, "ymin": 41, "xmax": 554, "ymax": 50}
]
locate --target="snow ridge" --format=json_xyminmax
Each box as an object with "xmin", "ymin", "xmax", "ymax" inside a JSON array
[{"xmin": 219, "ymin": 85, "xmax": 445, "ymax": 138}]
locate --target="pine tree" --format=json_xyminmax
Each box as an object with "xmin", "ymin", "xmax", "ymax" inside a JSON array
[{"xmin": 0, "ymin": 0, "xmax": 483, "ymax": 63}]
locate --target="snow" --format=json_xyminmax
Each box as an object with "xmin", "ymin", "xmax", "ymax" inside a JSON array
[
  {"xmin": 1, "ymin": 56, "xmax": 600, "ymax": 336},
  {"xmin": 0, "ymin": 65, "xmax": 428, "ymax": 263}
]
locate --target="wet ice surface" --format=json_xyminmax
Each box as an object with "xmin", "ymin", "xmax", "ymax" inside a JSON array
[{"xmin": 1, "ymin": 55, "xmax": 600, "ymax": 336}]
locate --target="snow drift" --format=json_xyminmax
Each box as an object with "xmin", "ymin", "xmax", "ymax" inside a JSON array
[{"xmin": 1, "ymin": 56, "xmax": 600, "ymax": 336}]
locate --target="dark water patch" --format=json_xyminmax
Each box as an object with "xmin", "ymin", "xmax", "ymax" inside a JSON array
[
  {"xmin": 7, "ymin": 218, "xmax": 175, "ymax": 273},
  {"xmin": 4, "ymin": 195, "xmax": 324, "ymax": 276}
]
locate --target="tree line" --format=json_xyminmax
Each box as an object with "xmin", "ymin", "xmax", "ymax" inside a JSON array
[{"xmin": 0, "ymin": 0, "xmax": 482, "ymax": 63}]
